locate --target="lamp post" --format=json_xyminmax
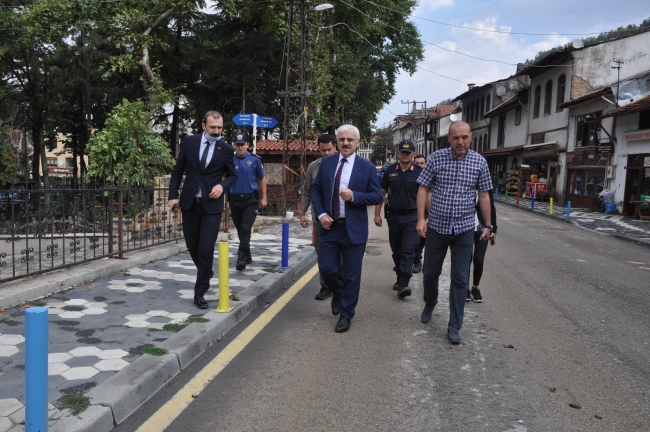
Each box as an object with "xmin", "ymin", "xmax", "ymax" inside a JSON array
[{"xmin": 281, "ymin": 2, "xmax": 333, "ymax": 212}]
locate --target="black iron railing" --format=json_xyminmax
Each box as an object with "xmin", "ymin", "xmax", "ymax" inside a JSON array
[{"xmin": 0, "ymin": 175, "xmax": 183, "ymax": 283}]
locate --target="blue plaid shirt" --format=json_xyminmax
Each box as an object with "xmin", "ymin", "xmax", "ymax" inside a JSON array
[{"xmin": 417, "ymin": 148, "xmax": 492, "ymax": 235}]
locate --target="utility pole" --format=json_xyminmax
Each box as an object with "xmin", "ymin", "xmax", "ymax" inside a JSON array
[{"xmin": 611, "ymin": 59, "xmax": 624, "ymax": 107}]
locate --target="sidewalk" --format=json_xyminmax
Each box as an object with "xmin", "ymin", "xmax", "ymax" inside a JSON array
[
  {"xmin": 0, "ymin": 220, "xmax": 316, "ymax": 432},
  {"xmin": 494, "ymin": 194, "xmax": 650, "ymax": 247}
]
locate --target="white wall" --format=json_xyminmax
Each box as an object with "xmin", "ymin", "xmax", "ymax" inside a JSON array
[
  {"xmin": 527, "ymin": 63, "xmax": 572, "ymax": 147},
  {"xmin": 488, "ymin": 105, "xmax": 528, "ymax": 150}
]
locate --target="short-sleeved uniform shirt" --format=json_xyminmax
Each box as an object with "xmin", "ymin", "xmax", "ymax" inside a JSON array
[
  {"xmin": 416, "ymin": 148, "xmax": 492, "ymax": 235},
  {"xmin": 230, "ymin": 152, "xmax": 265, "ymax": 195},
  {"xmin": 380, "ymin": 163, "xmax": 423, "ymax": 211}
]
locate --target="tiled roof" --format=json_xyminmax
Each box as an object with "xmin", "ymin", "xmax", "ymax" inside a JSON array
[
  {"xmin": 429, "ymin": 104, "xmax": 459, "ymax": 119},
  {"xmin": 598, "ymin": 95, "xmax": 650, "ymax": 119},
  {"xmin": 255, "ymin": 140, "xmax": 319, "ymax": 152}
]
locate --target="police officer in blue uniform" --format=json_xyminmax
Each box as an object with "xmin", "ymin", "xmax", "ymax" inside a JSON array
[
  {"xmin": 229, "ymin": 133, "xmax": 267, "ymax": 270},
  {"xmin": 374, "ymin": 140, "xmax": 423, "ymax": 298}
]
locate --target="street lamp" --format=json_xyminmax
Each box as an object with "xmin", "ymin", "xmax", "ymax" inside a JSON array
[{"xmin": 313, "ymin": 3, "xmax": 333, "ymax": 12}]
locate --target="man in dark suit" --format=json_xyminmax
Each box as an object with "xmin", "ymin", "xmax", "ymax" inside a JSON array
[
  {"xmin": 312, "ymin": 124, "xmax": 383, "ymax": 333},
  {"xmin": 168, "ymin": 111, "xmax": 237, "ymax": 309}
]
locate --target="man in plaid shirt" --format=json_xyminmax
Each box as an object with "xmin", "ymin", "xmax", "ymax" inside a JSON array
[{"xmin": 416, "ymin": 121, "xmax": 493, "ymax": 345}]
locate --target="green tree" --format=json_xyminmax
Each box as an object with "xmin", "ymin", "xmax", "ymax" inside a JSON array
[
  {"xmin": 370, "ymin": 126, "xmax": 393, "ymax": 166},
  {"xmin": 86, "ymin": 98, "xmax": 174, "ymax": 185}
]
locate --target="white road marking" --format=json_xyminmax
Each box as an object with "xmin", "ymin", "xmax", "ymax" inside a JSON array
[
  {"xmin": 639, "ymin": 267, "xmax": 650, "ymax": 270},
  {"xmin": 576, "ymin": 259, "xmax": 587, "ymax": 262},
  {"xmin": 628, "ymin": 261, "xmax": 645, "ymax": 264}
]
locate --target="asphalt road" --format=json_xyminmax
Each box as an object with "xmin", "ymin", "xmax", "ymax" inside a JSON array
[{"xmin": 117, "ymin": 204, "xmax": 650, "ymax": 432}]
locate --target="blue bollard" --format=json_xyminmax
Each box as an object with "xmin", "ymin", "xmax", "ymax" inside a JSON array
[
  {"xmin": 567, "ymin": 201, "xmax": 572, "ymax": 220},
  {"xmin": 280, "ymin": 221, "xmax": 290, "ymax": 269},
  {"xmin": 531, "ymin": 193, "xmax": 535, "ymax": 210},
  {"xmin": 495, "ymin": 188, "xmax": 499, "ymax": 199},
  {"xmin": 25, "ymin": 307, "xmax": 48, "ymax": 432}
]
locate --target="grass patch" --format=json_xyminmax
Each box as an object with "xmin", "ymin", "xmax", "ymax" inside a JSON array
[
  {"xmin": 148, "ymin": 327, "xmax": 161, "ymax": 332},
  {"xmin": 253, "ymin": 226, "xmax": 261, "ymax": 233},
  {"xmin": 142, "ymin": 345, "xmax": 168, "ymax": 356},
  {"xmin": 262, "ymin": 267, "xmax": 279, "ymax": 273},
  {"xmin": 56, "ymin": 395, "xmax": 90, "ymax": 415},
  {"xmin": 123, "ymin": 272, "xmax": 131, "ymax": 276},
  {"xmin": 31, "ymin": 301, "xmax": 47, "ymax": 307},
  {"xmin": 162, "ymin": 323, "xmax": 183, "ymax": 332},
  {"xmin": 187, "ymin": 317, "xmax": 210, "ymax": 324}
]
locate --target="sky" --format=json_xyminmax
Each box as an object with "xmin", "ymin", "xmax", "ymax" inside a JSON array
[{"xmin": 373, "ymin": 0, "xmax": 650, "ymax": 129}]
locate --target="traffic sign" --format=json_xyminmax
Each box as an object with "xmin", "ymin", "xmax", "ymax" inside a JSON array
[
  {"xmin": 256, "ymin": 116, "xmax": 278, "ymax": 129},
  {"xmin": 232, "ymin": 113, "xmax": 254, "ymax": 126}
]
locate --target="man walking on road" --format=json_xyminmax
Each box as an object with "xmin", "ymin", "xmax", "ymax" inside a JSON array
[
  {"xmin": 168, "ymin": 111, "xmax": 237, "ymax": 309},
  {"xmin": 416, "ymin": 121, "xmax": 493, "ymax": 344},
  {"xmin": 412, "ymin": 154, "xmax": 427, "ymax": 274},
  {"xmin": 374, "ymin": 140, "xmax": 422, "ymax": 299},
  {"xmin": 312, "ymin": 125, "xmax": 383, "ymax": 333},
  {"xmin": 299, "ymin": 134, "xmax": 338, "ymax": 300},
  {"xmin": 229, "ymin": 132, "xmax": 267, "ymax": 271}
]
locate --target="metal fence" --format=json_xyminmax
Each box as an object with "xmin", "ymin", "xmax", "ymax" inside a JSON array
[{"xmin": 0, "ymin": 176, "xmax": 183, "ymax": 284}]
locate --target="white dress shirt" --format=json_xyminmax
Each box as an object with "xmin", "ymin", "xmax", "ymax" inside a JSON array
[{"xmin": 319, "ymin": 152, "xmax": 356, "ymax": 220}]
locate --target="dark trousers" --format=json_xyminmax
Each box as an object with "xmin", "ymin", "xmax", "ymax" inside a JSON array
[
  {"xmin": 422, "ymin": 228, "xmax": 474, "ymax": 332},
  {"xmin": 318, "ymin": 222, "xmax": 366, "ymax": 319},
  {"xmin": 415, "ymin": 236, "xmax": 426, "ymax": 263},
  {"xmin": 313, "ymin": 218, "xmax": 343, "ymax": 289},
  {"xmin": 469, "ymin": 231, "xmax": 489, "ymax": 287},
  {"xmin": 229, "ymin": 196, "xmax": 258, "ymax": 256},
  {"xmin": 181, "ymin": 200, "xmax": 222, "ymax": 297},
  {"xmin": 387, "ymin": 213, "xmax": 419, "ymax": 278}
]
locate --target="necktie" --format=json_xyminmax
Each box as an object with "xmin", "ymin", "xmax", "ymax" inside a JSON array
[
  {"xmin": 200, "ymin": 142, "xmax": 210, "ymax": 171},
  {"xmin": 196, "ymin": 142, "xmax": 210, "ymax": 195},
  {"xmin": 332, "ymin": 158, "xmax": 347, "ymax": 219}
]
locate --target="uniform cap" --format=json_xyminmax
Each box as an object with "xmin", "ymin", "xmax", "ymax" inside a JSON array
[
  {"xmin": 398, "ymin": 139, "xmax": 415, "ymax": 153},
  {"xmin": 234, "ymin": 133, "xmax": 250, "ymax": 144}
]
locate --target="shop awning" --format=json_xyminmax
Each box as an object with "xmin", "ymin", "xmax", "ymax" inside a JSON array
[{"xmin": 480, "ymin": 145, "xmax": 524, "ymax": 156}]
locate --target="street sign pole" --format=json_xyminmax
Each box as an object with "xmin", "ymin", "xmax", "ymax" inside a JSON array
[{"xmin": 253, "ymin": 113, "xmax": 258, "ymax": 155}]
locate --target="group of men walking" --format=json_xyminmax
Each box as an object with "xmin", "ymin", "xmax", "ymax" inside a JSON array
[{"xmin": 168, "ymin": 111, "xmax": 496, "ymax": 344}]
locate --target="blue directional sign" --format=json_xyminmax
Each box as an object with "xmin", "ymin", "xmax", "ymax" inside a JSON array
[
  {"xmin": 232, "ymin": 113, "xmax": 254, "ymax": 126},
  {"xmin": 256, "ymin": 116, "xmax": 279, "ymax": 129}
]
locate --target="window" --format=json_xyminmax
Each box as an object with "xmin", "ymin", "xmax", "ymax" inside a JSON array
[
  {"xmin": 66, "ymin": 158, "xmax": 75, "ymax": 168},
  {"xmin": 483, "ymin": 133, "xmax": 488, "ymax": 152},
  {"xmin": 514, "ymin": 107, "xmax": 522, "ymax": 125},
  {"xmin": 478, "ymin": 136, "xmax": 483, "ymax": 153},
  {"xmin": 531, "ymin": 133, "xmax": 545, "ymax": 144},
  {"xmin": 46, "ymin": 157, "xmax": 58, "ymax": 166},
  {"xmin": 639, "ymin": 110, "xmax": 650, "ymax": 130},
  {"xmin": 480, "ymin": 96, "xmax": 485, "ymax": 117},
  {"xmin": 576, "ymin": 113, "xmax": 601, "ymax": 147},
  {"xmin": 533, "ymin": 85, "xmax": 541, "ymax": 118},
  {"xmin": 544, "ymin": 80, "xmax": 553, "ymax": 115},
  {"xmin": 556, "ymin": 74, "xmax": 566, "ymax": 112},
  {"xmin": 485, "ymin": 94, "xmax": 491, "ymax": 112},
  {"xmin": 471, "ymin": 101, "xmax": 476, "ymax": 123},
  {"xmin": 497, "ymin": 115, "xmax": 506, "ymax": 148},
  {"xmin": 473, "ymin": 137, "xmax": 477, "ymax": 151}
]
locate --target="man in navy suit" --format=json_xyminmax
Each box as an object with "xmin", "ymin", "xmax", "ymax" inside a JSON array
[
  {"xmin": 312, "ymin": 124, "xmax": 383, "ymax": 333},
  {"xmin": 168, "ymin": 111, "xmax": 237, "ymax": 309}
]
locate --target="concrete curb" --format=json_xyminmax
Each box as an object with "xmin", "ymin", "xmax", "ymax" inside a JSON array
[{"xmin": 52, "ymin": 247, "xmax": 317, "ymax": 431}]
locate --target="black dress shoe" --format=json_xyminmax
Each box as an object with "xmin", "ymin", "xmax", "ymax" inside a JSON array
[
  {"xmin": 236, "ymin": 254, "xmax": 246, "ymax": 271},
  {"xmin": 331, "ymin": 298, "xmax": 341, "ymax": 315},
  {"xmin": 315, "ymin": 286, "xmax": 332, "ymax": 300},
  {"xmin": 421, "ymin": 304, "xmax": 435, "ymax": 323},
  {"xmin": 194, "ymin": 296, "xmax": 209, "ymax": 309},
  {"xmin": 244, "ymin": 255, "xmax": 252, "ymax": 265},
  {"xmin": 335, "ymin": 316, "xmax": 351, "ymax": 333}
]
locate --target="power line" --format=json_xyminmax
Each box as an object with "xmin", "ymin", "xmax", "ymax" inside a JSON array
[{"xmin": 359, "ymin": 0, "xmax": 646, "ymax": 37}]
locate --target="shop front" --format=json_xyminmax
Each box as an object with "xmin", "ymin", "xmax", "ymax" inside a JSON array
[
  {"xmin": 479, "ymin": 146, "xmax": 523, "ymax": 193},
  {"xmin": 565, "ymin": 147, "xmax": 609, "ymax": 209},
  {"xmin": 623, "ymin": 153, "xmax": 650, "ymax": 217},
  {"xmin": 521, "ymin": 143, "xmax": 560, "ymax": 201}
]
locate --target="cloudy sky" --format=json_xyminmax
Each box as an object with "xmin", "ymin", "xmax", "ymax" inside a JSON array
[{"xmin": 373, "ymin": 0, "xmax": 650, "ymax": 128}]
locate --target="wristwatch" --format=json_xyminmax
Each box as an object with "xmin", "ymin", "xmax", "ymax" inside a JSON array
[{"xmin": 483, "ymin": 225, "xmax": 492, "ymax": 231}]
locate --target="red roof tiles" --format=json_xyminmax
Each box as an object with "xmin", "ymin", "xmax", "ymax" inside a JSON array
[
  {"xmin": 599, "ymin": 95, "xmax": 650, "ymax": 119},
  {"xmin": 255, "ymin": 140, "xmax": 319, "ymax": 153}
]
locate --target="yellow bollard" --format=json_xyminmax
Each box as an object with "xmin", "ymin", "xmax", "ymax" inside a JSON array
[
  {"xmin": 215, "ymin": 241, "xmax": 234, "ymax": 313},
  {"xmin": 549, "ymin": 198, "xmax": 553, "ymax": 215}
]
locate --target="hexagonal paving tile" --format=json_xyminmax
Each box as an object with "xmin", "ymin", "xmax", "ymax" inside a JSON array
[
  {"xmin": 58, "ymin": 311, "xmax": 85, "ymax": 319},
  {"xmin": 166, "ymin": 313, "xmax": 191, "ymax": 320},
  {"xmin": 145, "ymin": 310, "xmax": 169, "ymax": 317},
  {"xmin": 85, "ymin": 302, "xmax": 108, "ymax": 309},
  {"xmin": 48, "ymin": 353, "xmax": 72, "ymax": 363},
  {"xmin": 125, "ymin": 321, "xmax": 150, "ymax": 328},
  {"xmin": 124, "ymin": 314, "xmax": 149, "ymax": 321},
  {"xmin": 0, "ymin": 346, "xmax": 20, "ymax": 357},
  {"xmin": 95, "ymin": 349, "xmax": 128, "ymax": 360},
  {"xmin": 65, "ymin": 299, "xmax": 88, "ymax": 306},
  {"xmin": 108, "ymin": 278, "xmax": 162, "ymax": 292},
  {"xmin": 48, "ymin": 362, "xmax": 71, "ymax": 376},
  {"xmin": 68, "ymin": 346, "xmax": 102, "ymax": 357},
  {"xmin": 82, "ymin": 308, "xmax": 107, "ymax": 315},
  {"xmin": 61, "ymin": 366, "xmax": 99, "ymax": 380},
  {"xmin": 0, "ymin": 398, "xmax": 22, "ymax": 417},
  {"xmin": 94, "ymin": 359, "xmax": 129, "ymax": 372},
  {"xmin": 0, "ymin": 335, "xmax": 25, "ymax": 345}
]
